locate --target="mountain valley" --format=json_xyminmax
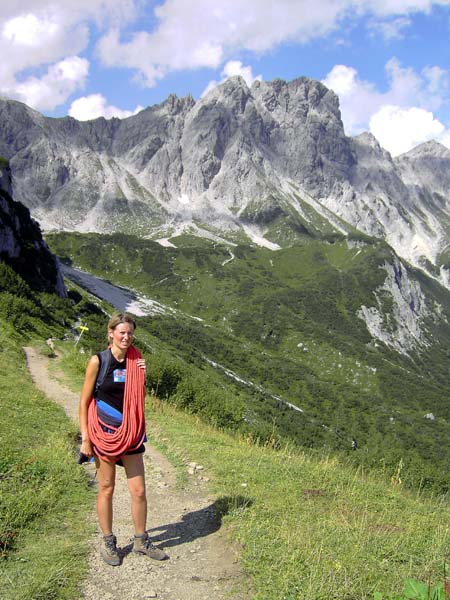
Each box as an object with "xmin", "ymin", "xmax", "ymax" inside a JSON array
[
  {"xmin": 47, "ymin": 229, "xmax": 450, "ymax": 493},
  {"xmin": 2, "ymin": 74, "xmax": 450, "ymax": 493}
]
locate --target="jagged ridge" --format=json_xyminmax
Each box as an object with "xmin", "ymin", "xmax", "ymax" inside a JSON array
[{"xmin": 0, "ymin": 76, "xmax": 449, "ymax": 285}]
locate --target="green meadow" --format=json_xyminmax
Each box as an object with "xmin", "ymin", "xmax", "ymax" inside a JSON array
[{"xmin": 2, "ymin": 229, "xmax": 450, "ymax": 599}]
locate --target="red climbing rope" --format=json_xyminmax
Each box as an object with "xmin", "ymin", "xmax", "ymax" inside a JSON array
[{"xmin": 88, "ymin": 345, "xmax": 146, "ymax": 462}]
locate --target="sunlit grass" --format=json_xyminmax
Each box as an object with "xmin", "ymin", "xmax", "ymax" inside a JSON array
[
  {"xmin": 0, "ymin": 335, "xmax": 94, "ymax": 600},
  {"xmin": 147, "ymin": 398, "xmax": 450, "ymax": 600},
  {"xmin": 43, "ymin": 341, "xmax": 450, "ymax": 599}
]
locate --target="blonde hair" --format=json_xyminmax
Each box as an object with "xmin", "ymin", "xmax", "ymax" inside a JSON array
[{"xmin": 107, "ymin": 312, "xmax": 136, "ymax": 336}]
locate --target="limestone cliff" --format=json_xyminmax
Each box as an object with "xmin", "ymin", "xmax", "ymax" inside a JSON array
[{"xmin": 0, "ymin": 158, "xmax": 66, "ymax": 296}]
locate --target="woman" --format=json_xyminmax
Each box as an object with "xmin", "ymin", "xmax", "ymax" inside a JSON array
[{"xmin": 79, "ymin": 312, "xmax": 167, "ymax": 566}]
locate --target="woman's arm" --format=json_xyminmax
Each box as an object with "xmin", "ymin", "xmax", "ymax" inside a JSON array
[{"xmin": 79, "ymin": 354, "xmax": 100, "ymax": 457}]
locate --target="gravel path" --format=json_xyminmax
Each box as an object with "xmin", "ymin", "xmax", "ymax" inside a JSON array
[{"xmin": 24, "ymin": 347, "xmax": 249, "ymax": 600}]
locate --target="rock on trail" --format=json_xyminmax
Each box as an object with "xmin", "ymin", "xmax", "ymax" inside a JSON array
[{"xmin": 23, "ymin": 347, "xmax": 249, "ymax": 600}]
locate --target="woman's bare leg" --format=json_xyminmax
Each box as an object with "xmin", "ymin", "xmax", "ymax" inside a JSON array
[
  {"xmin": 121, "ymin": 453, "xmax": 147, "ymax": 534},
  {"xmin": 95, "ymin": 457, "xmax": 116, "ymax": 534}
]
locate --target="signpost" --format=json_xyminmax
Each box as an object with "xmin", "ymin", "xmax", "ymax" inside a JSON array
[{"xmin": 75, "ymin": 323, "xmax": 89, "ymax": 346}]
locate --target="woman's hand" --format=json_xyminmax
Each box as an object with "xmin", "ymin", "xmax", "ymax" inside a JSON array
[
  {"xmin": 80, "ymin": 438, "xmax": 93, "ymax": 458},
  {"xmin": 137, "ymin": 358, "xmax": 146, "ymax": 370}
]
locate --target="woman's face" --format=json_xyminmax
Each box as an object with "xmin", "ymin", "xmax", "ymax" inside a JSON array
[{"xmin": 109, "ymin": 322, "xmax": 134, "ymax": 351}]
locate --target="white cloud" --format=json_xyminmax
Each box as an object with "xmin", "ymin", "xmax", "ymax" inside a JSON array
[
  {"xmin": 68, "ymin": 93, "xmax": 143, "ymax": 120},
  {"xmin": 422, "ymin": 65, "xmax": 450, "ymax": 110},
  {"xmin": 324, "ymin": 58, "xmax": 446, "ymax": 133},
  {"xmin": 366, "ymin": 16, "xmax": 412, "ymax": 40},
  {"xmin": 97, "ymin": 24, "xmax": 224, "ymax": 87},
  {"xmin": 95, "ymin": 0, "xmax": 449, "ymax": 88},
  {"xmin": 201, "ymin": 60, "xmax": 262, "ymax": 97},
  {"xmin": 0, "ymin": 0, "xmax": 449, "ymax": 118},
  {"xmin": 323, "ymin": 58, "xmax": 450, "ymax": 155},
  {"xmin": 0, "ymin": 1, "xmax": 138, "ymax": 109},
  {"xmin": 369, "ymin": 105, "xmax": 445, "ymax": 156},
  {"xmin": 0, "ymin": 1, "xmax": 137, "ymax": 26},
  {"xmin": 222, "ymin": 60, "xmax": 262, "ymax": 83},
  {"xmin": 322, "ymin": 64, "xmax": 381, "ymax": 133},
  {"xmin": 8, "ymin": 56, "xmax": 89, "ymax": 111},
  {"xmin": 0, "ymin": 15, "xmax": 88, "ymax": 84},
  {"xmin": 2, "ymin": 13, "xmax": 59, "ymax": 46},
  {"xmin": 438, "ymin": 129, "xmax": 450, "ymax": 149},
  {"xmin": 357, "ymin": 0, "xmax": 449, "ymax": 17},
  {"xmin": 97, "ymin": 0, "xmax": 347, "ymax": 86}
]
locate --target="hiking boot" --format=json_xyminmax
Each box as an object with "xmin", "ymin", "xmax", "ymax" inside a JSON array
[
  {"xmin": 100, "ymin": 534, "xmax": 121, "ymax": 566},
  {"xmin": 133, "ymin": 532, "xmax": 168, "ymax": 560}
]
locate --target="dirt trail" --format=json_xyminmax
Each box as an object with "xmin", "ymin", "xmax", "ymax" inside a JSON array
[{"xmin": 24, "ymin": 347, "xmax": 249, "ymax": 600}]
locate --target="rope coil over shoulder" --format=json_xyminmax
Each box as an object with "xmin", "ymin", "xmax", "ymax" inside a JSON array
[{"xmin": 88, "ymin": 345, "xmax": 146, "ymax": 462}]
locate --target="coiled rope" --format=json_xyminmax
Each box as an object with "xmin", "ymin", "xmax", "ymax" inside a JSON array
[{"xmin": 88, "ymin": 345, "xmax": 146, "ymax": 462}]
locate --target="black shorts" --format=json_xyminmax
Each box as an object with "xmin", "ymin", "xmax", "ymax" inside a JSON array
[
  {"xmin": 98, "ymin": 423, "xmax": 146, "ymax": 467},
  {"xmin": 116, "ymin": 443, "xmax": 145, "ymax": 467}
]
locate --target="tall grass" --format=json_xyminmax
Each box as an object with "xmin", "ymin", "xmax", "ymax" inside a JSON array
[
  {"xmin": 0, "ymin": 332, "xmax": 94, "ymax": 600},
  {"xmin": 147, "ymin": 398, "xmax": 450, "ymax": 600},
  {"xmin": 36, "ymin": 341, "xmax": 450, "ymax": 599}
]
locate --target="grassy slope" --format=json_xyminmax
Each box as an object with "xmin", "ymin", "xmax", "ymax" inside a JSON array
[
  {"xmin": 0, "ymin": 322, "xmax": 94, "ymax": 599},
  {"xmin": 1, "ymin": 264, "xmax": 449, "ymax": 599},
  {"xmin": 57, "ymin": 343, "xmax": 450, "ymax": 600},
  {"xmin": 149, "ymin": 403, "xmax": 450, "ymax": 600},
  {"xmin": 47, "ymin": 232, "xmax": 450, "ymax": 493}
]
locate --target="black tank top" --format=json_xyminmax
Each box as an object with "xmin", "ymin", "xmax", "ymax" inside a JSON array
[{"xmin": 95, "ymin": 350, "xmax": 127, "ymax": 413}]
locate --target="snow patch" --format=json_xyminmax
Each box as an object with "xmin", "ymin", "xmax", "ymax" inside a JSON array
[
  {"xmin": 61, "ymin": 264, "xmax": 208, "ymax": 325},
  {"xmin": 61, "ymin": 264, "xmax": 171, "ymax": 317},
  {"xmin": 123, "ymin": 297, "xmax": 170, "ymax": 317},
  {"xmin": 179, "ymin": 193, "xmax": 190, "ymax": 205}
]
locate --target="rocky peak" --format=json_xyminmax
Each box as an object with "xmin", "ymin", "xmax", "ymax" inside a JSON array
[
  {"xmin": 395, "ymin": 139, "xmax": 450, "ymax": 200},
  {"xmin": 161, "ymin": 93, "xmax": 196, "ymax": 116},
  {"xmin": 211, "ymin": 76, "xmax": 252, "ymax": 110},
  {"xmin": 349, "ymin": 132, "xmax": 400, "ymax": 188},
  {"xmin": 0, "ymin": 75, "xmax": 450, "ymax": 287},
  {"xmin": 252, "ymin": 76, "xmax": 341, "ymax": 123},
  {"xmin": 352, "ymin": 132, "xmax": 391, "ymax": 157},
  {"xmin": 400, "ymin": 140, "xmax": 450, "ymax": 160}
]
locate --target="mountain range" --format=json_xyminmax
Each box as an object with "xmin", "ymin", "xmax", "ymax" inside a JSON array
[{"xmin": 0, "ymin": 75, "xmax": 450, "ymax": 288}]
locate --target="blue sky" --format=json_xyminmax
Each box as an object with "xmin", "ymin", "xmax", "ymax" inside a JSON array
[{"xmin": 1, "ymin": 1, "xmax": 450, "ymax": 156}]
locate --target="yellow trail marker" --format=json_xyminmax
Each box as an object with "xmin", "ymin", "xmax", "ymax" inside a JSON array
[{"xmin": 75, "ymin": 323, "xmax": 89, "ymax": 345}]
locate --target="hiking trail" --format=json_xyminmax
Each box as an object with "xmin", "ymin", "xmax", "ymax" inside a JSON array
[{"xmin": 24, "ymin": 347, "xmax": 249, "ymax": 600}]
